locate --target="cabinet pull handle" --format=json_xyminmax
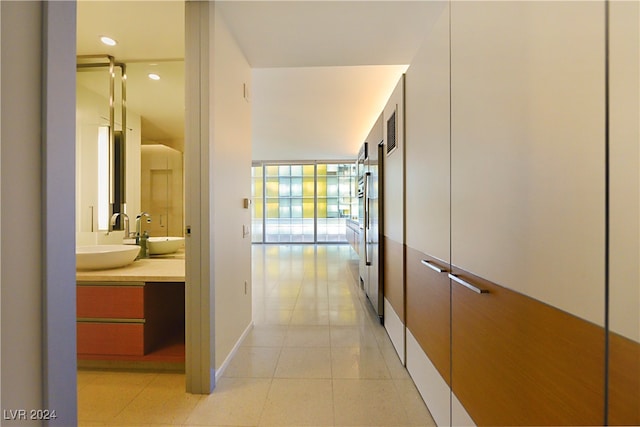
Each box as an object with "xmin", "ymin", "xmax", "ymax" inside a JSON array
[
  {"xmin": 421, "ymin": 259, "xmax": 448, "ymax": 273},
  {"xmin": 448, "ymin": 273, "xmax": 489, "ymax": 294}
]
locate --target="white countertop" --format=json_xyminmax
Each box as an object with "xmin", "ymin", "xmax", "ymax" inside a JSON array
[{"xmin": 76, "ymin": 250, "xmax": 185, "ymax": 282}]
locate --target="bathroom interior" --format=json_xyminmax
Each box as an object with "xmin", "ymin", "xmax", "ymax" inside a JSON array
[{"xmin": 75, "ymin": 1, "xmax": 187, "ymax": 370}]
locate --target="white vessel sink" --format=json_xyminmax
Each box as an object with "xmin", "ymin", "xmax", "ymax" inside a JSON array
[
  {"xmin": 148, "ymin": 237, "xmax": 184, "ymax": 255},
  {"xmin": 123, "ymin": 236, "xmax": 185, "ymax": 255},
  {"xmin": 76, "ymin": 245, "xmax": 140, "ymax": 270}
]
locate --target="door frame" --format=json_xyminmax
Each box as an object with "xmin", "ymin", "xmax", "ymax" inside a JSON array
[
  {"xmin": 41, "ymin": 2, "xmax": 214, "ymax": 416},
  {"xmin": 184, "ymin": 0, "xmax": 214, "ymax": 393}
]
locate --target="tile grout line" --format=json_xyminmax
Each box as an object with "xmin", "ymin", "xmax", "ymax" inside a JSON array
[{"xmin": 108, "ymin": 372, "xmax": 159, "ymax": 425}]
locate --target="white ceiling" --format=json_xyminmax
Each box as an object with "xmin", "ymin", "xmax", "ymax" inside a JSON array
[
  {"xmin": 251, "ymin": 65, "xmax": 408, "ymax": 160},
  {"xmin": 77, "ymin": 0, "xmax": 185, "ymax": 146},
  {"xmin": 77, "ymin": 1, "xmax": 442, "ymax": 159},
  {"xmin": 217, "ymin": 1, "xmax": 439, "ymax": 68}
]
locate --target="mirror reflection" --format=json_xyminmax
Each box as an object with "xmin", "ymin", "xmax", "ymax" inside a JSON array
[{"xmin": 75, "ymin": 59, "xmax": 184, "ymax": 244}]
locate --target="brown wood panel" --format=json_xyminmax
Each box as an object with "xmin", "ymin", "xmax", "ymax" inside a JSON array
[
  {"xmin": 608, "ymin": 332, "xmax": 640, "ymax": 425},
  {"xmin": 406, "ymin": 246, "xmax": 451, "ymax": 384},
  {"xmin": 77, "ymin": 285, "xmax": 144, "ymax": 319},
  {"xmin": 144, "ymin": 282, "xmax": 185, "ymax": 353},
  {"xmin": 450, "ymin": 266, "xmax": 605, "ymax": 426},
  {"xmin": 77, "ymin": 323, "xmax": 145, "ymax": 356},
  {"xmin": 383, "ymin": 236, "xmax": 404, "ymax": 319}
]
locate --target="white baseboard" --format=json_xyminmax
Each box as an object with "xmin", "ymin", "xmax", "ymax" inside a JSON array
[
  {"xmin": 384, "ymin": 297, "xmax": 405, "ymax": 364},
  {"xmin": 214, "ymin": 322, "xmax": 254, "ymax": 383},
  {"xmin": 452, "ymin": 390, "xmax": 476, "ymax": 427},
  {"xmin": 406, "ymin": 329, "xmax": 451, "ymax": 427},
  {"xmin": 405, "ymin": 329, "xmax": 476, "ymax": 427}
]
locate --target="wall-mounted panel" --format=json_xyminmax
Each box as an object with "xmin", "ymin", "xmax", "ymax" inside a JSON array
[
  {"xmin": 382, "ymin": 77, "xmax": 406, "ymax": 362},
  {"xmin": 608, "ymin": 1, "xmax": 640, "ymax": 424},
  {"xmin": 383, "ymin": 77, "xmax": 405, "ymax": 244},
  {"xmin": 403, "ymin": 6, "xmax": 453, "ymax": 423},
  {"xmin": 383, "ymin": 236, "xmax": 405, "ymax": 322},
  {"xmin": 450, "ymin": 1, "xmax": 606, "ymax": 328},
  {"xmin": 406, "ymin": 248, "xmax": 450, "ymax": 385},
  {"xmin": 449, "ymin": 2, "xmax": 607, "ymax": 425},
  {"xmin": 450, "ymin": 266, "xmax": 605, "ymax": 426},
  {"xmin": 405, "ymin": 3, "xmax": 450, "ymax": 262},
  {"xmin": 608, "ymin": 333, "xmax": 640, "ymax": 425},
  {"xmin": 398, "ymin": 0, "xmax": 636, "ymax": 425}
]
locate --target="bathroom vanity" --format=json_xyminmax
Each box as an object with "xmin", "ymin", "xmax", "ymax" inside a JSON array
[{"xmin": 76, "ymin": 255, "xmax": 185, "ymax": 370}]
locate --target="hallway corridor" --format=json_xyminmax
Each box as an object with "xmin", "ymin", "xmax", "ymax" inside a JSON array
[{"xmin": 78, "ymin": 244, "xmax": 435, "ymax": 426}]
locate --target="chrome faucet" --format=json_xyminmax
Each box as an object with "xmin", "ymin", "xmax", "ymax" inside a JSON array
[
  {"xmin": 110, "ymin": 213, "xmax": 130, "ymax": 237},
  {"xmin": 135, "ymin": 212, "xmax": 152, "ymax": 236},
  {"xmin": 135, "ymin": 212, "xmax": 152, "ymax": 259}
]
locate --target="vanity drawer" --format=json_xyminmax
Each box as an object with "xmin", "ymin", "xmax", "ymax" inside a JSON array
[
  {"xmin": 77, "ymin": 322, "xmax": 145, "ymax": 356},
  {"xmin": 77, "ymin": 284, "xmax": 144, "ymax": 319}
]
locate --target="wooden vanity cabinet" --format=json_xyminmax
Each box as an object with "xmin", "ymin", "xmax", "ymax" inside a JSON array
[{"xmin": 77, "ymin": 281, "xmax": 184, "ymax": 358}]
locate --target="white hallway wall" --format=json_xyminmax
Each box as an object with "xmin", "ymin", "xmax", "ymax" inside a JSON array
[
  {"xmin": 184, "ymin": 0, "xmax": 253, "ymax": 393},
  {"xmin": 212, "ymin": 6, "xmax": 253, "ymax": 372},
  {"xmin": 1, "ymin": 2, "xmax": 78, "ymax": 426},
  {"xmin": 1, "ymin": 2, "xmax": 46, "ymax": 420}
]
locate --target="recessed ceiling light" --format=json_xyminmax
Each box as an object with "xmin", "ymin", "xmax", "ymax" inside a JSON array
[
  {"xmin": 148, "ymin": 73, "xmax": 161, "ymax": 81},
  {"xmin": 100, "ymin": 36, "xmax": 117, "ymax": 46}
]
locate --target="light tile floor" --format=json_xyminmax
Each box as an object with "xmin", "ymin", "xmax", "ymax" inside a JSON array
[{"xmin": 78, "ymin": 244, "xmax": 436, "ymax": 427}]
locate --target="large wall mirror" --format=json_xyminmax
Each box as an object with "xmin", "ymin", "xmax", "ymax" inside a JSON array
[
  {"xmin": 76, "ymin": 56, "xmax": 138, "ymax": 237},
  {"xmin": 76, "ymin": 57, "xmax": 184, "ymax": 242}
]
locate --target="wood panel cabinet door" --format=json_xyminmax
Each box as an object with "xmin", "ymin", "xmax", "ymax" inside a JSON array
[
  {"xmin": 449, "ymin": 1, "xmax": 607, "ymax": 425},
  {"xmin": 450, "ymin": 267, "xmax": 605, "ymax": 426},
  {"xmin": 406, "ymin": 248, "xmax": 450, "ymax": 385}
]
